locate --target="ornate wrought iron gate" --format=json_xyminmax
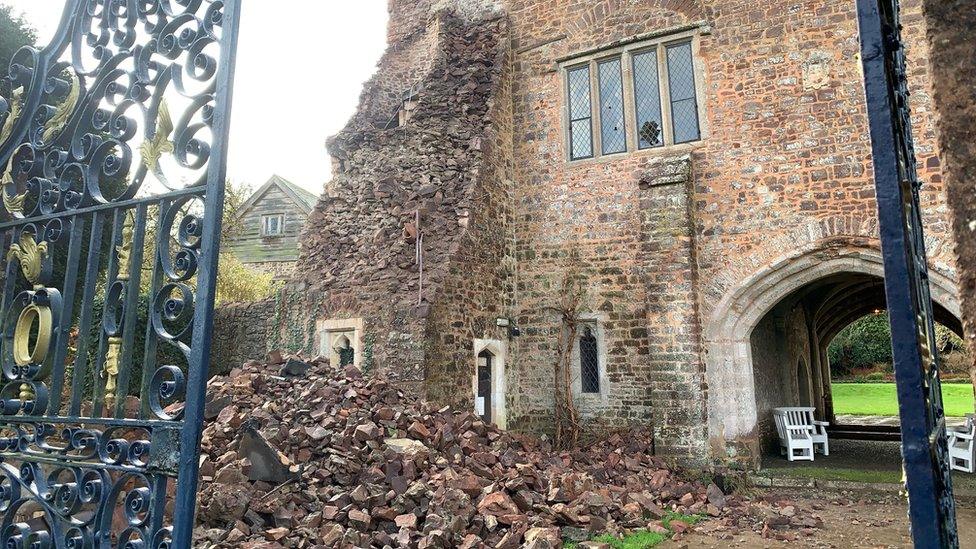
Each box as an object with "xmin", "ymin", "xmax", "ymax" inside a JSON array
[
  {"xmin": 0, "ymin": 1, "xmax": 240, "ymax": 546},
  {"xmin": 857, "ymin": 0, "xmax": 958, "ymax": 546}
]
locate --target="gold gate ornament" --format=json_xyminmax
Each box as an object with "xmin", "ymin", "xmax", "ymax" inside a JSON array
[
  {"xmin": 13, "ymin": 303, "xmax": 52, "ymax": 367},
  {"xmin": 7, "ymin": 232, "xmax": 49, "ymax": 287}
]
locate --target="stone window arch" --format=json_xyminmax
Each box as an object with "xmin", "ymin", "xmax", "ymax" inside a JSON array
[{"xmin": 317, "ymin": 317, "xmax": 364, "ymax": 370}]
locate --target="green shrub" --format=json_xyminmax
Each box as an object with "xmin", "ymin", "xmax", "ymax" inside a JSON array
[
  {"xmin": 866, "ymin": 372, "xmax": 885, "ymax": 381},
  {"xmin": 829, "ymin": 313, "xmax": 969, "ymax": 379},
  {"xmin": 828, "ymin": 313, "xmax": 894, "ymax": 375}
]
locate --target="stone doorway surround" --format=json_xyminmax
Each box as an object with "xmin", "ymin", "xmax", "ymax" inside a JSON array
[
  {"xmin": 703, "ymin": 245, "xmax": 961, "ymax": 463},
  {"xmin": 318, "ymin": 317, "xmax": 365, "ymax": 370},
  {"xmin": 472, "ymin": 339, "xmax": 507, "ymax": 429}
]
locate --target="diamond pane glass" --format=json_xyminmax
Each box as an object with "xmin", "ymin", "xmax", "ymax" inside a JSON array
[
  {"xmin": 580, "ymin": 326, "xmax": 600, "ymax": 394},
  {"xmin": 571, "ymin": 119, "xmax": 593, "ymax": 159},
  {"xmin": 666, "ymin": 41, "xmax": 701, "ymax": 143},
  {"xmin": 567, "ymin": 65, "xmax": 593, "ymax": 159},
  {"xmin": 632, "ymin": 50, "xmax": 663, "ymax": 149},
  {"xmin": 599, "ymin": 58, "xmax": 626, "ymax": 154},
  {"xmin": 568, "ymin": 65, "xmax": 591, "ymax": 120}
]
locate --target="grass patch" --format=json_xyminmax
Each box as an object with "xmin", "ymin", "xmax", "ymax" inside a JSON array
[
  {"xmin": 832, "ymin": 383, "xmax": 974, "ymax": 417},
  {"xmin": 566, "ymin": 513, "xmax": 703, "ymax": 549},
  {"xmin": 761, "ymin": 466, "xmax": 901, "ymax": 484},
  {"xmin": 590, "ymin": 531, "xmax": 667, "ymax": 549}
]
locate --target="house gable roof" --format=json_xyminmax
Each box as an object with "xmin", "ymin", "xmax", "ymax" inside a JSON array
[{"xmin": 237, "ymin": 175, "xmax": 319, "ymax": 217}]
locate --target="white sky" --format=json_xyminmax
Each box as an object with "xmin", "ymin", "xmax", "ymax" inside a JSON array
[{"xmin": 3, "ymin": 1, "xmax": 389, "ymax": 194}]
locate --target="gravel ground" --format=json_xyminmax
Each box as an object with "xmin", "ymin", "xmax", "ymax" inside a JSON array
[{"xmin": 662, "ymin": 492, "xmax": 976, "ymax": 548}]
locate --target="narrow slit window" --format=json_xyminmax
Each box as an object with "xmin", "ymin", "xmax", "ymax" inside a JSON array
[
  {"xmin": 567, "ymin": 65, "xmax": 593, "ymax": 160},
  {"xmin": 579, "ymin": 325, "xmax": 600, "ymax": 394},
  {"xmin": 666, "ymin": 41, "xmax": 701, "ymax": 144},
  {"xmin": 632, "ymin": 50, "xmax": 664, "ymax": 149},
  {"xmin": 598, "ymin": 58, "xmax": 626, "ymax": 155}
]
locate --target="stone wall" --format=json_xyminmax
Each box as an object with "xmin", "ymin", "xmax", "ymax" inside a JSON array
[
  {"xmin": 206, "ymin": 0, "xmax": 961, "ymax": 467},
  {"xmin": 423, "ymin": 21, "xmax": 517, "ymax": 412},
  {"xmin": 211, "ymin": 299, "xmax": 276, "ymax": 376},
  {"xmin": 502, "ymin": 0, "xmax": 954, "ymax": 463},
  {"xmin": 244, "ymin": 260, "xmax": 296, "ymax": 281},
  {"xmin": 637, "ymin": 156, "xmax": 705, "ymax": 459},
  {"xmin": 504, "ymin": 2, "xmax": 706, "ymax": 440},
  {"xmin": 923, "ymin": 0, "xmax": 976, "ymax": 378},
  {"xmin": 750, "ymin": 302, "xmax": 815, "ymax": 457}
]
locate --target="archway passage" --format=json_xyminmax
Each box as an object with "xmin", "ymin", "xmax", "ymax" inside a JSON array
[
  {"xmin": 749, "ymin": 271, "xmax": 963, "ymax": 457},
  {"xmin": 704, "ymin": 246, "xmax": 963, "ymax": 465}
]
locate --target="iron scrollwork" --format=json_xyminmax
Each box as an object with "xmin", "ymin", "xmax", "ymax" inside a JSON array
[{"xmin": 0, "ymin": 1, "xmax": 240, "ymax": 547}]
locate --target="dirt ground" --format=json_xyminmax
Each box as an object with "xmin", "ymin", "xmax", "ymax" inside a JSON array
[{"xmin": 661, "ymin": 492, "xmax": 976, "ymax": 548}]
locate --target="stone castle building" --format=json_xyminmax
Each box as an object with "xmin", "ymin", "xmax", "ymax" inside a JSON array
[{"xmin": 232, "ymin": 0, "xmax": 960, "ymax": 467}]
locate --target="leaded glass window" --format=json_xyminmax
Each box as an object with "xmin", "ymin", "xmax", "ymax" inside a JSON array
[
  {"xmin": 567, "ymin": 65, "xmax": 593, "ymax": 160},
  {"xmin": 580, "ymin": 325, "xmax": 600, "ymax": 394},
  {"xmin": 632, "ymin": 50, "xmax": 664, "ymax": 149},
  {"xmin": 599, "ymin": 58, "xmax": 626, "ymax": 155},
  {"xmin": 562, "ymin": 33, "xmax": 703, "ymax": 159},
  {"xmin": 666, "ymin": 41, "xmax": 701, "ymax": 144}
]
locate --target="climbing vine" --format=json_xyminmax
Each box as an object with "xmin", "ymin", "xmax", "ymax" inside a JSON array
[
  {"xmin": 362, "ymin": 333, "xmax": 376, "ymax": 373},
  {"xmin": 549, "ymin": 269, "xmax": 587, "ymax": 450}
]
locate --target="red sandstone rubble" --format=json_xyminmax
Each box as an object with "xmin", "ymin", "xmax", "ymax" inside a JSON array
[{"xmin": 192, "ymin": 356, "xmax": 821, "ymax": 547}]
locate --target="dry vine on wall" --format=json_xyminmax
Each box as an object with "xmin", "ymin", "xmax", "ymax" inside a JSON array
[{"xmin": 551, "ymin": 270, "xmax": 587, "ymax": 449}]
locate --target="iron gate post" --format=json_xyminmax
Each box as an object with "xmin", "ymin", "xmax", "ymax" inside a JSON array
[
  {"xmin": 171, "ymin": 1, "xmax": 242, "ymax": 546},
  {"xmin": 856, "ymin": 0, "xmax": 958, "ymax": 546}
]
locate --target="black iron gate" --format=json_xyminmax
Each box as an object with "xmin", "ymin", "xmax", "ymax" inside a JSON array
[
  {"xmin": 857, "ymin": 0, "xmax": 958, "ymax": 546},
  {"xmin": 0, "ymin": 1, "xmax": 240, "ymax": 546}
]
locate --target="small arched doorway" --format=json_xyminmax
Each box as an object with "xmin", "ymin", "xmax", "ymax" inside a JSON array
[
  {"xmin": 472, "ymin": 339, "xmax": 508, "ymax": 429},
  {"xmin": 477, "ymin": 349, "xmax": 493, "ymax": 424}
]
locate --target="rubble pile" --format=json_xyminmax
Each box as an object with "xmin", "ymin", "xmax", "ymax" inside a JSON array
[{"xmin": 193, "ymin": 356, "xmax": 822, "ymax": 548}]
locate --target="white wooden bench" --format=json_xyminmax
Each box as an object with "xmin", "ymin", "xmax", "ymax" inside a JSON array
[
  {"xmin": 798, "ymin": 406, "xmax": 829, "ymax": 456},
  {"xmin": 773, "ymin": 407, "xmax": 817, "ymax": 461},
  {"xmin": 949, "ymin": 416, "xmax": 975, "ymax": 473}
]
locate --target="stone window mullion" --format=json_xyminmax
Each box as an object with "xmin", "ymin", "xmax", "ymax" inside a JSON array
[
  {"xmin": 589, "ymin": 59, "xmax": 603, "ymax": 158},
  {"xmin": 621, "ymin": 50, "xmax": 638, "ymax": 153},
  {"xmin": 657, "ymin": 44, "xmax": 675, "ymax": 146}
]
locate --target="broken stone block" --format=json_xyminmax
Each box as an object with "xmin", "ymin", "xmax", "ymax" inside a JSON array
[
  {"xmin": 280, "ymin": 357, "xmax": 311, "ymax": 377},
  {"xmin": 204, "ymin": 394, "xmax": 232, "ymax": 421},
  {"xmin": 238, "ymin": 427, "xmax": 299, "ymax": 484},
  {"xmin": 706, "ymin": 482, "xmax": 727, "ymax": 510},
  {"xmin": 385, "ymin": 438, "xmax": 429, "ymax": 457}
]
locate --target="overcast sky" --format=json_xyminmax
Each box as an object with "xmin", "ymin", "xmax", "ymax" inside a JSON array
[{"xmin": 3, "ymin": 1, "xmax": 389, "ymax": 194}]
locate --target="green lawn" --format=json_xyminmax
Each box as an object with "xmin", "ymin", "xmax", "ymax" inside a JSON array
[
  {"xmin": 761, "ymin": 466, "xmax": 902, "ymax": 484},
  {"xmin": 832, "ymin": 383, "xmax": 974, "ymax": 417}
]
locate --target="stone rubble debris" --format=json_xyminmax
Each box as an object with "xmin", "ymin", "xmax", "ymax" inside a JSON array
[{"xmin": 193, "ymin": 355, "xmax": 823, "ymax": 547}]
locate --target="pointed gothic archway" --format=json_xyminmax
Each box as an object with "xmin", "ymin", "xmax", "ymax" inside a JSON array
[{"xmin": 703, "ymin": 244, "xmax": 961, "ymax": 464}]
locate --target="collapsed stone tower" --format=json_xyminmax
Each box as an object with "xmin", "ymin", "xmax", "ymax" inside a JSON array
[{"xmin": 294, "ymin": 0, "xmax": 516, "ymax": 407}]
